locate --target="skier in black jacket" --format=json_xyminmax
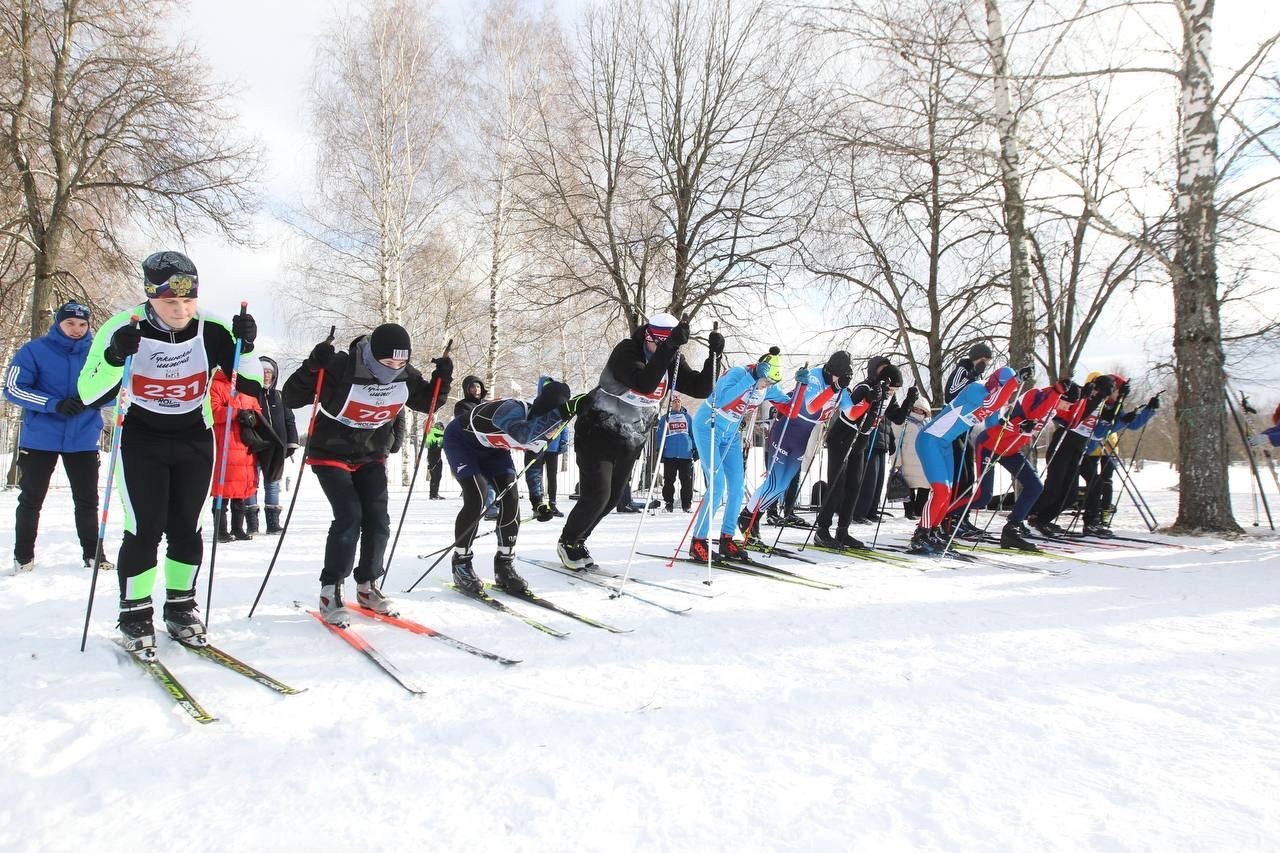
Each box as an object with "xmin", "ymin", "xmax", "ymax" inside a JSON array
[
  {"xmin": 245, "ymin": 355, "xmax": 297, "ymax": 535},
  {"xmin": 557, "ymin": 313, "xmax": 722, "ymax": 569},
  {"xmin": 283, "ymin": 323, "xmax": 451, "ymax": 626}
]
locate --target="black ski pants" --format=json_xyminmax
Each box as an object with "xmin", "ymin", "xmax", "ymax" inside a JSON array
[
  {"xmin": 427, "ymin": 444, "xmax": 443, "ymax": 498},
  {"xmin": 662, "ymin": 457, "xmax": 694, "ymax": 510},
  {"xmin": 1080, "ymin": 454, "xmax": 1116, "ymax": 525},
  {"xmin": 561, "ymin": 444, "xmax": 641, "ymax": 545},
  {"xmin": 854, "ymin": 450, "xmax": 886, "ymax": 520},
  {"xmin": 524, "ymin": 451, "xmax": 560, "ymax": 505},
  {"xmin": 815, "ymin": 427, "xmax": 869, "ymax": 531},
  {"xmin": 456, "ymin": 472, "xmax": 519, "ymax": 552},
  {"xmin": 1030, "ymin": 427, "xmax": 1088, "ymax": 526},
  {"xmin": 14, "ymin": 448, "xmax": 100, "ymax": 563},
  {"xmin": 313, "ymin": 461, "xmax": 391, "ymax": 585}
]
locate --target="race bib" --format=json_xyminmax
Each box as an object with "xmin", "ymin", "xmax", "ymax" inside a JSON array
[{"xmin": 328, "ymin": 381, "xmax": 409, "ymax": 429}]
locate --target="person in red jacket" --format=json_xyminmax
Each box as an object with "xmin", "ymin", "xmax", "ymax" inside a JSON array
[{"xmin": 210, "ymin": 367, "xmax": 264, "ymax": 542}]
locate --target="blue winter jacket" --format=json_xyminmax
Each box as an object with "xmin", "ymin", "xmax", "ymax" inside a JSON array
[
  {"xmin": 4, "ymin": 321, "xmax": 104, "ymax": 452},
  {"xmin": 1085, "ymin": 403, "xmax": 1158, "ymax": 454},
  {"xmin": 656, "ymin": 410, "xmax": 695, "ymax": 459}
]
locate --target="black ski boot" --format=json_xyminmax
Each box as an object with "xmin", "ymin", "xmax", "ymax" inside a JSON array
[
  {"xmin": 813, "ymin": 527, "xmax": 844, "ymax": 550},
  {"xmin": 908, "ymin": 527, "xmax": 942, "ymax": 556},
  {"xmin": 836, "ymin": 527, "xmax": 866, "ymax": 550},
  {"xmin": 737, "ymin": 510, "xmax": 763, "ymax": 543},
  {"xmin": 118, "ymin": 598, "xmax": 156, "ymax": 654},
  {"xmin": 1083, "ymin": 522, "xmax": 1114, "ymax": 538},
  {"xmin": 557, "ymin": 540, "xmax": 594, "ymax": 571},
  {"xmin": 494, "ymin": 553, "xmax": 530, "ymax": 596},
  {"xmin": 451, "ymin": 551, "xmax": 484, "ymax": 596},
  {"xmin": 1000, "ymin": 523, "xmax": 1041, "ymax": 552},
  {"xmin": 782, "ymin": 512, "xmax": 810, "ymax": 529},
  {"xmin": 163, "ymin": 591, "xmax": 206, "ymax": 645}
]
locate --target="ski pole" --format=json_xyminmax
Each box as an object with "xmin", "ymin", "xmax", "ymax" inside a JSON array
[
  {"xmin": 403, "ymin": 420, "xmax": 570, "ymax": 594},
  {"xmin": 247, "ymin": 325, "xmax": 335, "ymax": 619},
  {"xmin": 870, "ymin": 410, "xmax": 907, "ymax": 549},
  {"xmin": 699, "ymin": 322, "xmax": 720, "ymax": 585},
  {"xmin": 1103, "ymin": 445, "xmax": 1159, "ymax": 531},
  {"xmin": 742, "ymin": 368, "xmax": 807, "ymax": 547},
  {"xmin": 380, "ymin": 338, "xmax": 453, "ymax": 592},
  {"xmin": 80, "ymin": 316, "xmax": 139, "ymax": 652},
  {"xmin": 614, "ymin": 354, "xmax": 681, "ymax": 596},
  {"xmin": 1225, "ymin": 391, "xmax": 1274, "ymax": 530},
  {"xmin": 204, "ymin": 302, "xmax": 248, "ymax": 628},
  {"xmin": 1233, "ymin": 386, "xmax": 1280, "ymax": 494}
]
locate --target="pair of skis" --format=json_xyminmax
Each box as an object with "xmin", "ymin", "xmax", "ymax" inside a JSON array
[{"xmin": 113, "ymin": 636, "xmax": 303, "ymax": 725}]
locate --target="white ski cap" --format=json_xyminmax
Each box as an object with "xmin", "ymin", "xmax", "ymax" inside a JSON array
[{"xmin": 646, "ymin": 312, "xmax": 679, "ymax": 330}]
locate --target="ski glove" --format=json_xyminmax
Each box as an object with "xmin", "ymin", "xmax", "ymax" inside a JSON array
[
  {"xmin": 105, "ymin": 323, "xmax": 142, "ymax": 366},
  {"xmin": 429, "ymin": 356, "xmax": 454, "ymax": 386},
  {"xmin": 1017, "ymin": 364, "xmax": 1036, "ymax": 383},
  {"xmin": 308, "ymin": 340, "xmax": 336, "ymax": 369},
  {"xmin": 231, "ymin": 312, "xmax": 257, "ymax": 344},
  {"xmin": 1059, "ymin": 380, "xmax": 1081, "ymax": 402},
  {"xmin": 534, "ymin": 503, "xmax": 555, "ymax": 523},
  {"xmin": 902, "ymin": 386, "xmax": 920, "ymax": 409},
  {"xmin": 1247, "ymin": 433, "xmax": 1270, "ymax": 448},
  {"xmin": 665, "ymin": 322, "xmax": 691, "ymax": 349},
  {"xmin": 560, "ymin": 393, "xmax": 588, "ymax": 420},
  {"xmin": 55, "ymin": 397, "xmax": 86, "ymax": 416},
  {"xmin": 1018, "ymin": 419, "xmax": 1037, "ymax": 434},
  {"xmin": 1120, "ymin": 411, "xmax": 1137, "ymax": 425},
  {"xmin": 237, "ymin": 410, "xmax": 258, "ymax": 427},
  {"xmin": 707, "ymin": 330, "xmax": 725, "ymax": 355},
  {"xmin": 1146, "ymin": 395, "xmax": 1160, "ymax": 411}
]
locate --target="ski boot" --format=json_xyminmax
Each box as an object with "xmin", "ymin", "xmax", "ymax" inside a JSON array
[
  {"xmin": 356, "ymin": 581, "xmax": 398, "ymax": 615},
  {"xmin": 1033, "ymin": 519, "xmax": 1067, "ymax": 538},
  {"xmin": 782, "ymin": 512, "xmax": 810, "ymax": 529},
  {"xmin": 451, "ymin": 551, "xmax": 484, "ymax": 596},
  {"xmin": 955, "ymin": 517, "xmax": 985, "ymax": 541},
  {"xmin": 813, "ymin": 527, "xmax": 844, "ymax": 550},
  {"xmin": 835, "ymin": 527, "xmax": 866, "ymax": 550},
  {"xmin": 494, "ymin": 553, "xmax": 530, "ymax": 596},
  {"xmin": 557, "ymin": 540, "xmax": 595, "ymax": 571},
  {"xmin": 319, "ymin": 583, "xmax": 351, "ymax": 627},
  {"xmin": 765, "ymin": 506, "xmax": 784, "ymax": 526},
  {"xmin": 1083, "ymin": 522, "xmax": 1114, "ymax": 538},
  {"xmin": 689, "ymin": 537, "xmax": 712, "ymax": 562},
  {"xmin": 717, "ymin": 535, "xmax": 748, "ymax": 563},
  {"xmin": 907, "ymin": 527, "xmax": 943, "ymax": 556},
  {"xmin": 163, "ymin": 591, "xmax": 207, "ymax": 645},
  {"xmin": 737, "ymin": 510, "xmax": 762, "ymax": 543},
  {"xmin": 118, "ymin": 598, "xmax": 156, "ymax": 653},
  {"xmin": 1000, "ymin": 523, "xmax": 1041, "ymax": 552}
]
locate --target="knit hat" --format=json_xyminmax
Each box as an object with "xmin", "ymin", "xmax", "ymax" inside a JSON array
[
  {"xmin": 142, "ymin": 251, "xmax": 198, "ymax": 298},
  {"xmin": 55, "ymin": 301, "xmax": 91, "ymax": 324},
  {"xmin": 645, "ymin": 312, "xmax": 679, "ymax": 342},
  {"xmin": 756, "ymin": 346, "xmax": 783, "ymax": 382},
  {"xmin": 968, "ymin": 343, "xmax": 993, "ymax": 361},
  {"xmin": 369, "ymin": 323, "xmax": 411, "ymax": 361},
  {"xmin": 530, "ymin": 380, "xmax": 571, "ymax": 418}
]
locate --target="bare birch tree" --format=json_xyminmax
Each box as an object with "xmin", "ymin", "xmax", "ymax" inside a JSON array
[{"xmin": 1, "ymin": 0, "xmax": 261, "ymax": 339}]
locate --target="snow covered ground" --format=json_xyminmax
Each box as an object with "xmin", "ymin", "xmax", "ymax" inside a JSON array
[{"xmin": 2, "ymin": 462, "xmax": 1279, "ymax": 851}]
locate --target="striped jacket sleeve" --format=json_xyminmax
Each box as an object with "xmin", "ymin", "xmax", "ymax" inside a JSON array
[{"xmin": 3, "ymin": 344, "xmax": 54, "ymax": 412}]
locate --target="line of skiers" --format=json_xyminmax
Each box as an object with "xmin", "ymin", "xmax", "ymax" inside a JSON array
[{"xmin": 5, "ymin": 251, "xmax": 1198, "ymax": 650}]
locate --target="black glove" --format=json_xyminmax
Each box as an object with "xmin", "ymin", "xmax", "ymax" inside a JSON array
[
  {"xmin": 232, "ymin": 312, "xmax": 257, "ymax": 344},
  {"xmin": 430, "ymin": 356, "xmax": 453, "ymax": 385},
  {"xmin": 286, "ymin": 447, "xmax": 297, "ymax": 459},
  {"xmin": 707, "ymin": 330, "xmax": 725, "ymax": 355},
  {"xmin": 560, "ymin": 393, "xmax": 588, "ymax": 420},
  {"xmin": 237, "ymin": 410, "xmax": 258, "ymax": 427},
  {"xmin": 105, "ymin": 323, "xmax": 142, "ymax": 366},
  {"xmin": 1061, "ymin": 381, "xmax": 1082, "ymax": 403},
  {"xmin": 833, "ymin": 373, "xmax": 852, "ymax": 390},
  {"xmin": 55, "ymin": 397, "xmax": 86, "ymax": 416},
  {"xmin": 1017, "ymin": 364, "xmax": 1036, "ymax": 383},
  {"xmin": 1018, "ymin": 419, "xmax": 1037, "ymax": 434},
  {"xmin": 1147, "ymin": 395, "xmax": 1160, "ymax": 411},
  {"xmin": 308, "ymin": 340, "xmax": 336, "ymax": 368},
  {"xmin": 534, "ymin": 503, "xmax": 555, "ymax": 523},
  {"xmin": 903, "ymin": 386, "xmax": 920, "ymax": 408},
  {"xmin": 666, "ymin": 322, "xmax": 691, "ymax": 349}
]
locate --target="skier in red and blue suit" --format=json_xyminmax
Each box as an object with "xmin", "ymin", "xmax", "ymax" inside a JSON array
[
  {"xmin": 689, "ymin": 347, "xmax": 791, "ymax": 562},
  {"xmin": 949, "ymin": 377, "xmax": 1076, "ymax": 551},
  {"xmin": 736, "ymin": 350, "xmax": 854, "ymax": 542},
  {"xmin": 910, "ymin": 365, "xmax": 1022, "ymax": 554}
]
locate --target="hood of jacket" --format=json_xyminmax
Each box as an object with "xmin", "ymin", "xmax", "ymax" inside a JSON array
[
  {"xmin": 258, "ymin": 355, "xmax": 280, "ymax": 389},
  {"xmin": 462, "ymin": 374, "xmax": 488, "ymax": 400}
]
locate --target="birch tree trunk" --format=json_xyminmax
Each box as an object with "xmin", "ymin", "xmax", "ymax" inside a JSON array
[
  {"xmin": 984, "ymin": 0, "xmax": 1036, "ymax": 372},
  {"xmin": 1171, "ymin": 0, "xmax": 1237, "ymax": 532}
]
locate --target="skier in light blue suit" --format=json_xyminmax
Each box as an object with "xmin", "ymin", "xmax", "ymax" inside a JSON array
[{"xmin": 689, "ymin": 346, "xmax": 791, "ymax": 562}]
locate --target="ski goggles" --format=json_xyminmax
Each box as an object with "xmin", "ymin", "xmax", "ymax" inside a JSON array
[
  {"xmin": 645, "ymin": 325, "xmax": 675, "ymax": 343},
  {"xmin": 145, "ymin": 273, "xmax": 198, "ymax": 298}
]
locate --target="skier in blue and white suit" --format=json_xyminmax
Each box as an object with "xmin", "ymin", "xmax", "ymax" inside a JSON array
[
  {"xmin": 689, "ymin": 346, "xmax": 791, "ymax": 562},
  {"xmin": 737, "ymin": 350, "xmax": 854, "ymax": 541}
]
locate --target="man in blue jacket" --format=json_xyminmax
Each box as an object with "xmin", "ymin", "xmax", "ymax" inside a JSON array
[
  {"xmin": 4, "ymin": 302, "xmax": 109, "ymax": 572},
  {"xmin": 656, "ymin": 394, "xmax": 696, "ymax": 512}
]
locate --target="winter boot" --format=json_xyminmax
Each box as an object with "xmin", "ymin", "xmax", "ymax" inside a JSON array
[
  {"xmin": 689, "ymin": 537, "xmax": 712, "ymax": 562},
  {"xmin": 319, "ymin": 583, "xmax": 350, "ymax": 627},
  {"xmin": 813, "ymin": 527, "xmax": 844, "ymax": 550},
  {"xmin": 117, "ymin": 598, "xmax": 156, "ymax": 653},
  {"xmin": 84, "ymin": 544, "xmax": 113, "ymax": 572},
  {"xmin": 557, "ymin": 540, "xmax": 595, "ymax": 571},
  {"xmin": 717, "ymin": 535, "xmax": 748, "ymax": 563},
  {"xmin": 214, "ymin": 506, "xmax": 233, "ymax": 543},
  {"xmin": 230, "ymin": 503, "xmax": 253, "ymax": 541},
  {"xmin": 494, "ymin": 553, "xmax": 530, "ymax": 596},
  {"xmin": 451, "ymin": 551, "xmax": 484, "ymax": 596},
  {"xmin": 244, "ymin": 506, "xmax": 260, "ymax": 535},
  {"xmin": 1000, "ymin": 523, "xmax": 1041, "ymax": 552},
  {"xmin": 356, "ymin": 581, "xmax": 398, "ymax": 615},
  {"xmin": 836, "ymin": 527, "xmax": 867, "ymax": 550},
  {"xmin": 163, "ymin": 590, "xmax": 207, "ymax": 644},
  {"xmin": 550, "ymin": 504, "xmax": 564, "ymax": 518},
  {"xmin": 907, "ymin": 527, "xmax": 942, "ymax": 556},
  {"xmin": 264, "ymin": 506, "xmax": 283, "ymax": 535},
  {"xmin": 12, "ymin": 557, "xmax": 35, "ymax": 574}
]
